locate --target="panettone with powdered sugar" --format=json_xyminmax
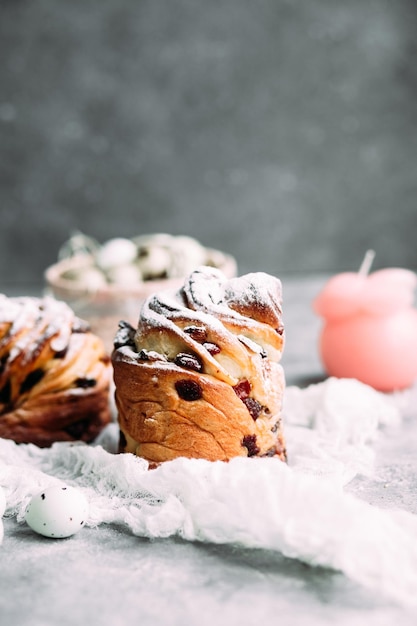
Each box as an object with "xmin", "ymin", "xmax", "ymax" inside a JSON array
[{"xmin": 112, "ymin": 266, "xmax": 286, "ymax": 464}]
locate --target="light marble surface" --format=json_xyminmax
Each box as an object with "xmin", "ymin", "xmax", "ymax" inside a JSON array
[{"xmin": 1, "ymin": 276, "xmax": 417, "ymax": 626}]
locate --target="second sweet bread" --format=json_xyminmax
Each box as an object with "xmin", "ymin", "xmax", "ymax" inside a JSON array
[{"xmin": 0, "ymin": 294, "xmax": 112, "ymax": 447}]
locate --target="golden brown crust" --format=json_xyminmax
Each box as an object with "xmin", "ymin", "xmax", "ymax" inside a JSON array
[
  {"xmin": 112, "ymin": 267, "xmax": 287, "ymax": 464},
  {"xmin": 0, "ymin": 294, "xmax": 112, "ymax": 446}
]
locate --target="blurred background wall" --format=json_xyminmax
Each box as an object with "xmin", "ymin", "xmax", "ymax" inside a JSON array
[{"xmin": 1, "ymin": 0, "xmax": 417, "ymax": 288}]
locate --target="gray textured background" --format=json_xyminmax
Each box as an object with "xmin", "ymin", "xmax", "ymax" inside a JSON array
[{"xmin": 1, "ymin": 0, "xmax": 417, "ymax": 288}]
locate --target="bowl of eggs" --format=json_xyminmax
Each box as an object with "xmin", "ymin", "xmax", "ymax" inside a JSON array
[{"xmin": 45, "ymin": 232, "xmax": 237, "ymax": 352}]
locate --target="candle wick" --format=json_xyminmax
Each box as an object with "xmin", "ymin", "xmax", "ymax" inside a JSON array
[{"xmin": 358, "ymin": 249, "xmax": 375, "ymax": 276}]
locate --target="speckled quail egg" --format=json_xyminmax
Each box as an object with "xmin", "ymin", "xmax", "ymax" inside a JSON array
[
  {"xmin": 25, "ymin": 485, "xmax": 89, "ymax": 539},
  {"xmin": 95, "ymin": 237, "xmax": 137, "ymax": 271},
  {"xmin": 136, "ymin": 245, "xmax": 172, "ymax": 279},
  {"xmin": 106, "ymin": 263, "xmax": 143, "ymax": 285},
  {"xmin": 62, "ymin": 266, "xmax": 108, "ymax": 291},
  {"xmin": 169, "ymin": 236, "xmax": 207, "ymax": 277}
]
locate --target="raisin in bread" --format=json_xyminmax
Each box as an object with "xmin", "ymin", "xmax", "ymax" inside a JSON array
[
  {"xmin": 112, "ymin": 266, "xmax": 286, "ymax": 464},
  {"xmin": 0, "ymin": 294, "xmax": 112, "ymax": 447}
]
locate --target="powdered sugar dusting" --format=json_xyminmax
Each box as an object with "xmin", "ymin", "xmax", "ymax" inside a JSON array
[
  {"xmin": 133, "ymin": 266, "xmax": 285, "ymax": 366},
  {"xmin": 0, "ymin": 293, "xmax": 81, "ymax": 362},
  {"xmin": 142, "ymin": 265, "xmax": 283, "ymax": 333},
  {"xmin": 227, "ymin": 272, "xmax": 282, "ymax": 313},
  {"xmin": 183, "ymin": 267, "xmax": 282, "ymax": 324}
]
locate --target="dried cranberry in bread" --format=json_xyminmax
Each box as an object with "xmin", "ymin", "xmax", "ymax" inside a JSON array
[
  {"xmin": 112, "ymin": 266, "xmax": 286, "ymax": 464},
  {"xmin": 0, "ymin": 294, "xmax": 112, "ymax": 447}
]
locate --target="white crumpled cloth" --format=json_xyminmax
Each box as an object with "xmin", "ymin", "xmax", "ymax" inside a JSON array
[{"xmin": 1, "ymin": 377, "xmax": 417, "ymax": 607}]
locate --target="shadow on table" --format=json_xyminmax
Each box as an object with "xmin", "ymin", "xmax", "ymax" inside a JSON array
[{"xmin": 189, "ymin": 538, "xmax": 384, "ymax": 611}]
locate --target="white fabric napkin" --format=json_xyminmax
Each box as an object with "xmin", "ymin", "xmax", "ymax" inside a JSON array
[{"xmin": 1, "ymin": 377, "xmax": 416, "ymax": 607}]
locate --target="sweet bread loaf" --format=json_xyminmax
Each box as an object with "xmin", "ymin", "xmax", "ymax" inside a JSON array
[
  {"xmin": 112, "ymin": 266, "xmax": 286, "ymax": 464},
  {"xmin": 0, "ymin": 294, "xmax": 112, "ymax": 447}
]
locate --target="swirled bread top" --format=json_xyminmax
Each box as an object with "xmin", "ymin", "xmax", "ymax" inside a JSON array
[
  {"xmin": 0, "ymin": 294, "xmax": 110, "ymax": 416},
  {"xmin": 115, "ymin": 267, "xmax": 284, "ymax": 386}
]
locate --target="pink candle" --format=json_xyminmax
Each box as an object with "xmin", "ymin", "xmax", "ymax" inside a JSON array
[{"xmin": 313, "ymin": 251, "xmax": 417, "ymax": 392}]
